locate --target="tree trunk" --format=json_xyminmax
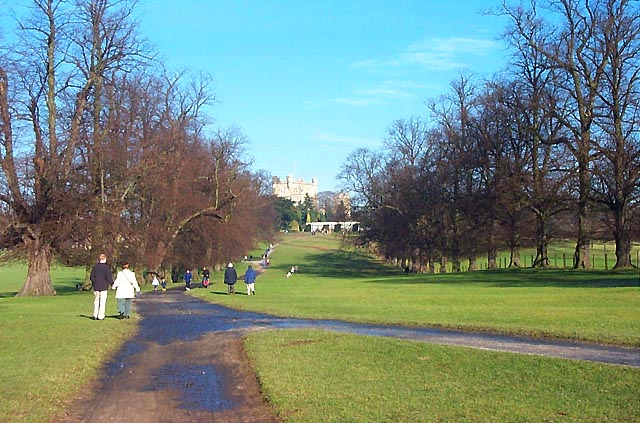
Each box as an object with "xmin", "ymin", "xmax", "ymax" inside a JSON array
[
  {"xmin": 509, "ymin": 245, "xmax": 521, "ymax": 268},
  {"xmin": 533, "ymin": 213, "xmax": 550, "ymax": 267},
  {"xmin": 573, "ymin": 217, "xmax": 591, "ymax": 269},
  {"xmin": 487, "ymin": 247, "xmax": 497, "ymax": 270},
  {"xmin": 468, "ymin": 256, "xmax": 477, "ymax": 271},
  {"xmin": 507, "ymin": 215, "xmax": 521, "ymax": 268},
  {"xmin": 612, "ymin": 202, "xmax": 633, "ymax": 269},
  {"xmin": 17, "ymin": 241, "xmax": 56, "ymax": 296},
  {"xmin": 439, "ymin": 255, "xmax": 447, "ymax": 274},
  {"xmin": 428, "ymin": 257, "xmax": 435, "ymax": 274},
  {"xmin": 487, "ymin": 228, "xmax": 497, "ymax": 270},
  {"xmin": 82, "ymin": 266, "xmax": 92, "ymax": 290},
  {"xmin": 574, "ymin": 157, "xmax": 591, "ymax": 268}
]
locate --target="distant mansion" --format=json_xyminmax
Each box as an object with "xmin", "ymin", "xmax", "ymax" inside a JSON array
[{"xmin": 272, "ymin": 175, "xmax": 318, "ymax": 204}]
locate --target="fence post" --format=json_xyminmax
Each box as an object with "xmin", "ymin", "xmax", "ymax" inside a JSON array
[
  {"xmin": 554, "ymin": 255, "xmax": 557, "ymax": 267},
  {"xmin": 592, "ymin": 255, "xmax": 596, "ymax": 269},
  {"xmin": 563, "ymin": 253, "xmax": 566, "ymax": 268},
  {"xmin": 604, "ymin": 253, "xmax": 608, "ymax": 270}
]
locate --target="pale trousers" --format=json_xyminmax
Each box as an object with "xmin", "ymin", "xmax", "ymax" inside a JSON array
[
  {"xmin": 246, "ymin": 283, "xmax": 255, "ymax": 295},
  {"xmin": 93, "ymin": 290, "xmax": 108, "ymax": 320}
]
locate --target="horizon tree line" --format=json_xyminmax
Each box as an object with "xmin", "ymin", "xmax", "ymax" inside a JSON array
[{"xmin": 339, "ymin": 0, "xmax": 639, "ymax": 272}]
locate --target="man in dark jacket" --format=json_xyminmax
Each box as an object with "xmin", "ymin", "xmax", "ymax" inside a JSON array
[
  {"xmin": 90, "ymin": 253, "xmax": 114, "ymax": 320},
  {"xmin": 224, "ymin": 262, "xmax": 237, "ymax": 294}
]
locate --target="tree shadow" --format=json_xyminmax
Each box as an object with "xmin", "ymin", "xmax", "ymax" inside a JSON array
[
  {"xmin": 281, "ymin": 249, "xmax": 398, "ymax": 279},
  {"xmin": 362, "ymin": 268, "xmax": 640, "ymax": 288}
]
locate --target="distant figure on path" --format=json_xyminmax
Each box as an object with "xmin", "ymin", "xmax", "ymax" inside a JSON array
[
  {"xmin": 224, "ymin": 262, "xmax": 238, "ymax": 294},
  {"xmin": 152, "ymin": 275, "xmax": 160, "ymax": 291},
  {"xmin": 160, "ymin": 276, "xmax": 167, "ymax": 291},
  {"xmin": 201, "ymin": 266, "xmax": 210, "ymax": 288},
  {"xmin": 112, "ymin": 262, "xmax": 141, "ymax": 319},
  {"xmin": 90, "ymin": 253, "xmax": 113, "ymax": 321},
  {"xmin": 244, "ymin": 265, "xmax": 257, "ymax": 295},
  {"xmin": 184, "ymin": 269, "xmax": 193, "ymax": 291}
]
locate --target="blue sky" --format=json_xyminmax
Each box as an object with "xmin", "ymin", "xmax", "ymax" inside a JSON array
[{"xmin": 3, "ymin": 1, "xmax": 511, "ymax": 192}]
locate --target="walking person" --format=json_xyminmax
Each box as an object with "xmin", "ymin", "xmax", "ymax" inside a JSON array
[
  {"xmin": 201, "ymin": 266, "xmax": 210, "ymax": 288},
  {"xmin": 184, "ymin": 269, "xmax": 193, "ymax": 291},
  {"xmin": 90, "ymin": 253, "xmax": 113, "ymax": 321},
  {"xmin": 112, "ymin": 262, "xmax": 141, "ymax": 319},
  {"xmin": 244, "ymin": 264, "xmax": 257, "ymax": 295},
  {"xmin": 224, "ymin": 262, "xmax": 237, "ymax": 294},
  {"xmin": 160, "ymin": 276, "xmax": 167, "ymax": 291},
  {"xmin": 152, "ymin": 275, "xmax": 160, "ymax": 291}
]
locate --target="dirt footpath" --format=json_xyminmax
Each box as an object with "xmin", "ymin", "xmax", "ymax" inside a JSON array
[
  {"xmin": 55, "ymin": 290, "xmax": 279, "ymax": 423},
  {"xmin": 54, "ymin": 285, "xmax": 639, "ymax": 422}
]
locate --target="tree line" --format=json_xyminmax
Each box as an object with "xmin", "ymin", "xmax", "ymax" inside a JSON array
[
  {"xmin": 339, "ymin": 0, "xmax": 639, "ymax": 272},
  {"xmin": 0, "ymin": 0, "xmax": 277, "ymax": 296}
]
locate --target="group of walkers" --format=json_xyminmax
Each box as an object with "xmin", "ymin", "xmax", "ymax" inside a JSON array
[
  {"xmin": 182, "ymin": 263, "xmax": 258, "ymax": 296},
  {"xmin": 90, "ymin": 253, "xmax": 264, "ymax": 320},
  {"xmin": 223, "ymin": 262, "xmax": 257, "ymax": 295},
  {"xmin": 183, "ymin": 266, "xmax": 212, "ymax": 290},
  {"xmin": 89, "ymin": 253, "xmax": 141, "ymax": 320}
]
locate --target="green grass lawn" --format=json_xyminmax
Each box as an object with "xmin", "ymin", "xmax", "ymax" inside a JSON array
[
  {"xmin": 1, "ymin": 235, "xmax": 638, "ymax": 423},
  {"xmin": 245, "ymin": 329, "xmax": 639, "ymax": 423},
  {"xmin": 0, "ymin": 264, "xmax": 138, "ymax": 423},
  {"xmin": 198, "ymin": 234, "xmax": 640, "ymax": 422},
  {"xmin": 192, "ymin": 234, "xmax": 640, "ymax": 346}
]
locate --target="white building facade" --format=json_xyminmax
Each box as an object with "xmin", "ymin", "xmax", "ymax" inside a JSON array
[{"xmin": 272, "ymin": 175, "xmax": 318, "ymax": 204}]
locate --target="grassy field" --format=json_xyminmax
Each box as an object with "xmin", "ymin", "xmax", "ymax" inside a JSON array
[
  {"xmin": 192, "ymin": 234, "xmax": 640, "ymax": 346},
  {"xmin": 0, "ymin": 235, "xmax": 638, "ymax": 423},
  {"xmin": 0, "ymin": 264, "xmax": 138, "ymax": 423},
  {"xmin": 194, "ymin": 234, "xmax": 640, "ymax": 422},
  {"xmin": 245, "ymin": 329, "xmax": 639, "ymax": 423}
]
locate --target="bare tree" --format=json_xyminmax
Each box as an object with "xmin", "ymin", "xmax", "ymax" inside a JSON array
[
  {"xmin": 428, "ymin": 74, "xmax": 480, "ymax": 272},
  {"xmin": 503, "ymin": 0, "xmax": 624, "ymax": 268},
  {"xmin": 590, "ymin": 0, "xmax": 640, "ymax": 268},
  {"xmin": 0, "ymin": 1, "xmax": 89, "ymax": 295}
]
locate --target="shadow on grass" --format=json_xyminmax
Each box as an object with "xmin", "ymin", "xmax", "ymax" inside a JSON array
[
  {"xmin": 54, "ymin": 284, "xmax": 84, "ymax": 295},
  {"xmin": 78, "ymin": 314, "xmax": 129, "ymax": 320},
  {"xmin": 281, "ymin": 249, "xmax": 397, "ymax": 279},
  {"xmin": 1, "ymin": 285, "xmax": 81, "ymax": 297},
  {"xmin": 275, "ymin": 247, "xmax": 639, "ymax": 288},
  {"xmin": 363, "ymin": 268, "xmax": 640, "ymax": 288}
]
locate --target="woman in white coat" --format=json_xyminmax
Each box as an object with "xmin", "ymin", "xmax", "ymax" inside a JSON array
[{"xmin": 111, "ymin": 262, "xmax": 141, "ymax": 319}]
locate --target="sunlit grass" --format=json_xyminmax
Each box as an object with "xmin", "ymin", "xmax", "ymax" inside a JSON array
[
  {"xmin": 192, "ymin": 234, "xmax": 640, "ymax": 346},
  {"xmin": 246, "ymin": 329, "xmax": 640, "ymax": 423},
  {"xmin": 1, "ymin": 234, "xmax": 638, "ymax": 423},
  {"xmin": 0, "ymin": 266, "xmax": 137, "ymax": 423}
]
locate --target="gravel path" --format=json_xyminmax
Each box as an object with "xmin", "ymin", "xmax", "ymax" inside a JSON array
[{"xmin": 54, "ymin": 287, "xmax": 639, "ymax": 422}]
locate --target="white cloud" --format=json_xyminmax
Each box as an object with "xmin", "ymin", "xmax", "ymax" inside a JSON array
[
  {"xmin": 308, "ymin": 80, "xmax": 429, "ymax": 108},
  {"xmin": 353, "ymin": 36, "xmax": 499, "ymax": 72},
  {"xmin": 309, "ymin": 37, "xmax": 499, "ymax": 110},
  {"xmin": 402, "ymin": 37, "xmax": 499, "ymax": 71}
]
